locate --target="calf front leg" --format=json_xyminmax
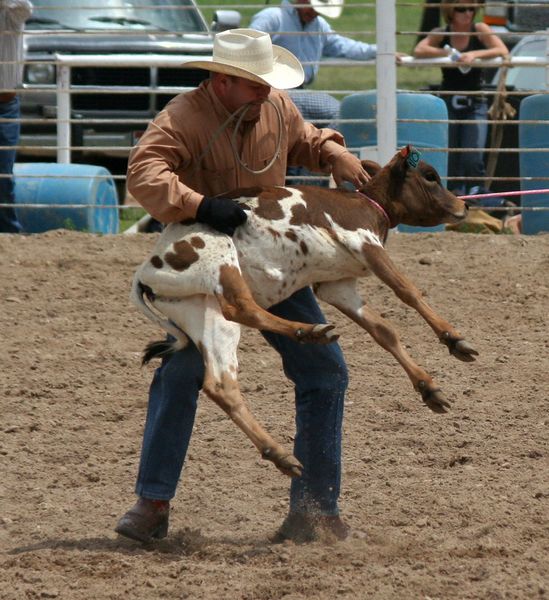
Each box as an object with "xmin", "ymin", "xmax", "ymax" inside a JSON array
[
  {"xmin": 315, "ymin": 278, "xmax": 450, "ymax": 412},
  {"xmin": 363, "ymin": 246, "xmax": 478, "ymax": 362}
]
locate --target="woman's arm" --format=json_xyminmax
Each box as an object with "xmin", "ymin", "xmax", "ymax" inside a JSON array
[
  {"xmin": 461, "ymin": 23, "xmax": 508, "ymax": 62},
  {"xmin": 413, "ymin": 28, "xmax": 448, "ymax": 58}
]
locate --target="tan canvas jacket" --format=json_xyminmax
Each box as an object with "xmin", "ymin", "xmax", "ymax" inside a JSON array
[{"xmin": 127, "ymin": 80, "xmax": 348, "ymax": 223}]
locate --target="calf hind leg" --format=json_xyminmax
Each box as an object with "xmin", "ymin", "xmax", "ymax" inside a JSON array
[
  {"xmin": 155, "ymin": 295, "xmax": 303, "ymax": 476},
  {"xmin": 201, "ymin": 358, "xmax": 303, "ymax": 477},
  {"xmin": 216, "ymin": 264, "xmax": 338, "ymax": 345}
]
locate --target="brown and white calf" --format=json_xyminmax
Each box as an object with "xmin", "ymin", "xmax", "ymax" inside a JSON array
[{"xmin": 131, "ymin": 146, "xmax": 478, "ymax": 478}]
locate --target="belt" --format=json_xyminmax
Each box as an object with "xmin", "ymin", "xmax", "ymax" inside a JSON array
[
  {"xmin": 448, "ymin": 94, "xmax": 486, "ymax": 110},
  {"xmin": 0, "ymin": 92, "xmax": 17, "ymax": 103},
  {"xmin": 450, "ymin": 95, "xmax": 473, "ymax": 110}
]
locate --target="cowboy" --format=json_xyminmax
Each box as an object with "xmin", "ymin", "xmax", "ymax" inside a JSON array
[{"xmin": 115, "ymin": 28, "xmax": 371, "ymax": 544}]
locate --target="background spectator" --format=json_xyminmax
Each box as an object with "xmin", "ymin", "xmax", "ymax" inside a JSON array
[
  {"xmin": 250, "ymin": 0, "xmax": 377, "ymax": 128},
  {"xmin": 413, "ymin": 0, "xmax": 507, "ymax": 197},
  {"xmin": 251, "ymin": 0, "xmax": 379, "ymax": 185},
  {"xmin": 415, "ymin": 0, "xmax": 487, "ymax": 46},
  {"xmin": 0, "ymin": 0, "xmax": 32, "ymax": 233}
]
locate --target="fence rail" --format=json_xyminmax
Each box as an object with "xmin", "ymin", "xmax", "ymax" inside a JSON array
[{"xmin": 5, "ymin": 53, "xmax": 546, "ymax": 160}]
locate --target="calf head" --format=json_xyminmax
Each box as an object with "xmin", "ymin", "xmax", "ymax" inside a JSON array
[{"xmin": 360, "ymin": 146, "xmax": 468, "ymax": 228}]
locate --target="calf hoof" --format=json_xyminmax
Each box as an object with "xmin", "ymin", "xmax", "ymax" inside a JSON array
[
  {"xmin": 440, "ymin": 333, "xmax": 478, "ymax": 363},
  {"xmin": 418, "ymin": 380, "xmax": 452, "ymax": 414},
  {"xmin": 295, "ymin": 324, "xmax": 339, "ymax": 345},
  {"xmin": 262, "ymin": 448, "xmax": 303, "ymax": 477}
]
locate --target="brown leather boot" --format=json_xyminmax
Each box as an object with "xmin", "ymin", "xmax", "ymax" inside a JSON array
[
  {"xmin": 115, "ymin": 498, "xmax": 169, "ymax": 543},
  {"xmin": 271, "ymin": 513, "xmax": 350, "ymax": 544}
]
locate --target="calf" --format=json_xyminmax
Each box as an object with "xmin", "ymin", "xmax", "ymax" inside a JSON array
[{"xmin": 131, "ymin": 146, "xmax": 478, "ymax": 478}]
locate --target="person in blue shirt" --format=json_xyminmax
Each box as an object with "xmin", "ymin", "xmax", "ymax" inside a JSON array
[
  {"xmin": 251, "ymin": 0, "xmax": 377, "ymax": 184},
  {"xmin": 250, "ymin": 0, "xmax": 376, "ymax": 93}
]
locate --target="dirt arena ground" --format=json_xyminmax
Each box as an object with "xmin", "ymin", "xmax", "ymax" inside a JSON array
[{"xmin": 1, "ymin": 229, "xmax": 548, "ymax": 600}]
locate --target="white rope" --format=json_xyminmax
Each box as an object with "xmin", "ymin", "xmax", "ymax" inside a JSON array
[
  {"xmin": 230, "ymin": 99, "xmax": 283, "ymax": 175},
  {"xmin": 194, "ymin": 98, "xmax": 283, "ymax": 177}
]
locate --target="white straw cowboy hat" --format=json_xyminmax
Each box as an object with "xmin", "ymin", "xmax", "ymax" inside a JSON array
[
  {"xmin": 182, "ymin": 28, "xmax": 304, "ymax": 90},
  {"xmin": 310, "ymin": 0, "xmax": 344, "ymax": 19}
]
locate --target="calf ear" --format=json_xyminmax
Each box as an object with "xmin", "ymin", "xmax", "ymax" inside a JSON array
[
  {"xmin": 390, "ymin": 147, "xmax": 410, "ymax": 180},
  {"xmin": 400, "ymin": 145, "xmax": 421, "ymax": 169},
  {"xmin": 361, "ymin": 159, "xmax": 381, "ymax": 177}
]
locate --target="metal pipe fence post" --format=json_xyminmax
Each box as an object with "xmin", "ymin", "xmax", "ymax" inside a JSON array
[
  {"xmin": 546, "ymin": 27, "xmax": 549, "ymax": 88},
  {"xmin": 56, "ymin": 57, "xmax": 71, "ymax": 164},
  {"xmin": 376, "ymin": 0, "xmax": 397, "ymax": 164}
]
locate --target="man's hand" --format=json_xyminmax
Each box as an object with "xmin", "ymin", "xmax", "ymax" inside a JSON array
[
  {"xmin": 195, "ymin": 196, "xmax": 248, "ymax": 236},
  {"xmin": 331, "ymin": 151, "xmax": 371, "ymax": 189}
]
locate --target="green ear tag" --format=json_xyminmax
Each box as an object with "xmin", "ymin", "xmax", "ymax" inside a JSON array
[{"xmin": 406, "ymin": 147, "xmax": 421, "ymax": 169}]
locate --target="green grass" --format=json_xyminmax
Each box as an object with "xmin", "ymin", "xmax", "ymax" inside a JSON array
[
  {"xmin": 120, "ymin": 207, "xmax": 146, "ymax": 232},
  {"xmin": 198, "ymin": 0, "xmax": 441, "ymax": 93}
]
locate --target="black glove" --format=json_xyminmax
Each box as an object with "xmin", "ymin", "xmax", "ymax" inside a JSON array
[{"xmin": 195, "ymin": 196, "xmax": 247, "ymax": 236}]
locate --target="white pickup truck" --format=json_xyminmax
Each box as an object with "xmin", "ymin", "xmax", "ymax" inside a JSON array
[
  {"xmin": 483, "ymin": 0, "xmax": 549, "ymax": 47},
  {"xmin": 19, "ymin": 0, "xmax": 240, "ymax": 163}
]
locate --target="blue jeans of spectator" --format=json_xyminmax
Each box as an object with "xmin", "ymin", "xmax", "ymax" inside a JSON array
[
  {"xmin": 0, "ymin": 97, "xmax": 22, "ymax": 233},
  {"xmin": 286, "ymin": 90, "xmax": 341, "ymax": 188},
  {"xmin": 135, "ymin": 286, "xmax": 348, "ymax": 516},
  {"xmin": 446, "ymin": 98, "xmax": 488, "ymax": 195}
]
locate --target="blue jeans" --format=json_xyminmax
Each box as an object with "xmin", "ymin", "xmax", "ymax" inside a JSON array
[
  {"xmin": 135, "ymin": 286, "xmax": 349, "ymax": 516},
  {"xmin": 446, "ymin": 98, "xmax": 488, "ymax": 195},
  {"xmin": 0, "ymin": 97, "xmax": 22, "ymax": 233},
  {"xmin": 286, "ymin": 90, "xmax": 341, "ymax": 188}
]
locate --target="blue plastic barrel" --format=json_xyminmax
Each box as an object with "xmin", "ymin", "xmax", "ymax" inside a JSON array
[
  {"xmin": 13, "ymin": 163, "xmax": 119, "ymax": 234},
  {"xmin": 338, "ymin": 91, "xmax": 448, "ymax": 233},
  {"xmin": 518, "ymin": 94, "xmax": 549, "ymax": 235}
]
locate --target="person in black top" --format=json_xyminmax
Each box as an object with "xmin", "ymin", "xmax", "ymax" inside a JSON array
[
  {"xmin": 415, "ymin": 1, "xmax": 486, "ymax": 45},
  {"xmin": 413, "ymin": 0, "xmax": 507, "ymax": 196}
]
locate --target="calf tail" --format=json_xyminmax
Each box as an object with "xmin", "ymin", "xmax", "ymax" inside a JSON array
[
  {"xmin": 130, "ymin": 274, "xmax": 188, "ymax": 364},
  {"xmin": 142, "ymin": 339, "xmax": 178, "ymax": 365}
]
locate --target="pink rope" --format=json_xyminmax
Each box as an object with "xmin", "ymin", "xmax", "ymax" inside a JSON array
[
  {"xmin": 458, "ymin": 188, "xmax": 549, "ymax": 201},
  {"xmin": 357, "ymin": 191, "xmax": 392, "ymax": 240}
]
